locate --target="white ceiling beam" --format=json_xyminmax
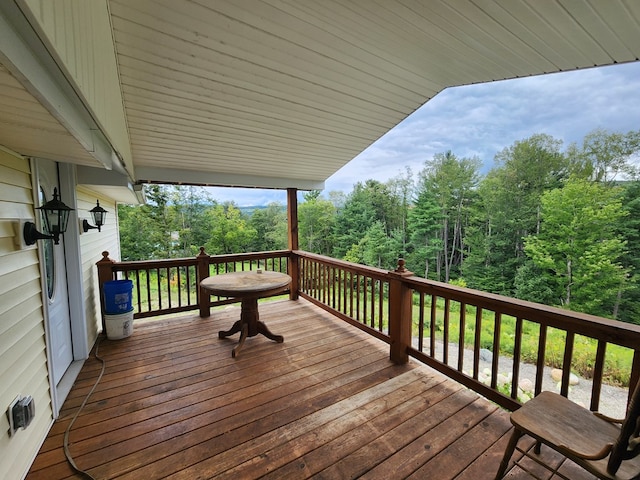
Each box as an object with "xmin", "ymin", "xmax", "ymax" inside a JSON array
[{"xmin": 134, "ymin": 166, "xmax": 324, "ymax": 191}]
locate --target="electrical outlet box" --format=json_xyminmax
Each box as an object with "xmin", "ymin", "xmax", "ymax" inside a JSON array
[{"xmin": 7, "ymin": 395, "xmax": 35, "ymax": 436}]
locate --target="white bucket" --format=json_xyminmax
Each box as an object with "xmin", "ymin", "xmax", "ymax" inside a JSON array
[{"xmin": 105, "ymin": 310, "xmax": 134, "ymax": 340}]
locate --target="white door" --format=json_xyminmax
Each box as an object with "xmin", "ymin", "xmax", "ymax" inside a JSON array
[{"xmin": 35, "ymin": 159, "xmax": 73, "ymax": 386}]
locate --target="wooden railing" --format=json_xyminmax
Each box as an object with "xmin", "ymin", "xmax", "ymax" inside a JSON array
[
  {"xmin": 297, "ymin": 251, "xmax": 392, "ymax": 343},
  {"xmin": 98, "ymin": 249, "xmax": 640, "ymax": 414},
  {"xmin": 97, "ymin": 249, "xmax": 290, "ymax": 321},
  {"xmin": 293, "ymin": 251, "xmax": 640, "ymax": 414},
  {"xmin": 404, "ymin": 276, "xmax": 640, "ymax": 412}
]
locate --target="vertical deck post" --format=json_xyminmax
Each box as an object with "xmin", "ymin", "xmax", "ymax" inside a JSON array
[
  {"xmin": 388, "ymin": 259, "xmax": 414, "ymax": 364},
  {"xmin": 96, "ymin": 251, "xmax": 115, "ymax": 333},
  {"xmin": 197, "ymin": 247, "xmax": 211, "ymax": 317},
  {"xmin": 287, "ymin": 188, "xmax": 300, "ymax": 300}
]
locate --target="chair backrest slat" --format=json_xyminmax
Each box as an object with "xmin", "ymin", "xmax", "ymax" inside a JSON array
[{"xmin": 608, "ymin": 380, "xmax": 640, "ymax": 473}]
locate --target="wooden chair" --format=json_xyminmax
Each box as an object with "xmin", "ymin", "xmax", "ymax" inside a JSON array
[{"xmin": 495, "ymin": 383, "xmax": 640, "ymax": 480}]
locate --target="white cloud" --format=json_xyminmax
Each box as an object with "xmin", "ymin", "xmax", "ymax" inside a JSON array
[{"xmin": 325, "ymin": 62, "xmax": 640, "ymax": 192}]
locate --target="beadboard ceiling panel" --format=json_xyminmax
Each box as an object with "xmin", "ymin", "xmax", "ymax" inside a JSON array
[{"xmin": 1, "ymin": 0, "xmax": 639, "ymax": 190}]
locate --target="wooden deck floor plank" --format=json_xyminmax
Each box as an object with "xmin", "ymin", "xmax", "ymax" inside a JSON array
[
  {"xmin": 163, "ymin": 368, "xmax": 427, "ymax": 480},
  {"xmin": 27, "ymin": 299, "xmax": 553, "ymax": 480},
  {"xmin": 96, "ymin": 363, "xmax": 409, "ymax": 479},
  {"xmin": 64, "ymin": 311, "xmax": 341, "ymax": 405},
  {"xmin": 261, "ymin": 374, "xmax": 452, "ymax": 479},
  {"xmin": 33, "ymin": 342, "xmax": 387, "ymax": 473},
  {"xmin": 74, "ymin": 346, "xmax": 387, "ymax": 456},
  {"xmin": 33, "ymin": 356, "xmax": 392, "ymax": 480},
  {"xmin": 357, "ymin": 396, "xmax": 496, "ymax": 479},
  {"xmin": 54, "ymin": 319, "xmax": 367, "ymax": 433},
  {"xmin": 407, "ymin": 407, "xmax": 512, "ymax": 479},
  {"xmin": 54, "ymin": 317, "xmax": 363, "ymax": 434},
  {"xmin": 66, "ymin": 305, "xmax": 324, "ymax": 395},
  {"xmin": 314, "ymin": 386, "xmax": 472, "ymax": 479},
  {"xmin": 217, "ymin": 376, "xmax": 442, "ymax": 479},
  {"xmin": 456, "ymin": 422, "xmax": 513, "ymax": 480}
]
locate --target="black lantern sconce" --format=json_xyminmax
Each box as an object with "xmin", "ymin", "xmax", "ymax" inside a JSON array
[
  {"xmin": 24, "ymin": 188, "xmax": 74, "ymax": 245},
  {"xmin": 82, "ymin": 200, "xmax": 107, "ymax": 232}
]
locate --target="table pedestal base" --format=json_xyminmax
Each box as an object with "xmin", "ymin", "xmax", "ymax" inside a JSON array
[{"xmin": 218, "ymin": 297, "xmax": 283, "ymax": 358}]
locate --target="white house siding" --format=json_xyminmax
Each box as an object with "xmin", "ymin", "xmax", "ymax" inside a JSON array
[
  {"xmin": 76, "ymin": 186, "xmax": 121, "ymax": 346},
  {"xmin": 21, "ymin": 0, "xmax": 134, "ymax": 177},
  {"xmin": 0, "ymin": 148, "xmax": 53, "ymax": 480}
]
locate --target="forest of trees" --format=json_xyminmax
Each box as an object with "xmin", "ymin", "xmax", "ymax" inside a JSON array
[{"xmin": 118, "ymin": 129, "xmax": 640, "ymax": 323}]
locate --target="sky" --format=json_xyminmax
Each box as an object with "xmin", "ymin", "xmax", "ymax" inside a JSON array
[{"xmin": 208, "ymin": 61, "xmax": 640, "ymax": 206}]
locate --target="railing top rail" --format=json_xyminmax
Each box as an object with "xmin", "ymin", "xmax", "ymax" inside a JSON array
[
  {"xmin": 405, "ymin": 274, "xmax": 640, "ymax": 349},
  {"xmin": 206, "ymin": 250, "xmax": 291, "ymax": 262},
  {"xmin": 110, "ymin": 250, "xmax": 291, "ymax": 270},
  {"xmin": 114, "ymin": 257, "xmax": 198, "ymax": 269},
  {"xmin": 294, "ymin": 250, "xmax": 389, "ymax": 280}
]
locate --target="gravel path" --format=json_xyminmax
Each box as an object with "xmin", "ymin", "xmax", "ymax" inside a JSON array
[{"xmin": 414, "ymin": 339, "xmax": 629, "ymax": 418}]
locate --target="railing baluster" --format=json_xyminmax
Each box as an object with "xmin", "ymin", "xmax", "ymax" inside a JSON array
[
  {"xmin": 146, "ymin": 269, "xmax": 152, "ymax": 311},
  {"xmin": 355, "ymin": 273, "xmax": 360, "ymax": 322},
  {"xmin": 473, "ymin": 307, "xmax": 482, "ymax": 380},
  {"xmin": 535, "ymin": 325, "xmax": 548, "ymax": 396},
  {"xmin": 512, "ymin": 317, "xmax": 523, "ymax": 400},
  {"xmin": 363, "ymin": 276, "xmax": 368, "ymax": 325},
  {"xmin": 458, "ymin": 302, "xmax": 466, "ymax": 371},
  {"xmin": 418, "ymin": 292, "xmax": 425, "ymax": 352},
  {"xmin": 135, "ymin": 269, "xmax": 142, "ymax": 312},
  {"xmin": 331, "ymin": 266, "xmax": 336, "ymax": 309},
  {"xmin": 490, "ymin": 312, "xmax": 501, "ymax": 390},
  {"xmin": 378, "ymin": 280, "xmax": 383, "ymax": 332},
  {"xmin": 590, "ymin": 340, "xmax": 607, "ymax": 411},
  {"xmin": 430, "ymin": 294, "xmax": 436, "ymax": 357},
  {"xmin": 349, "ymin": 271, "xmax": 354, "ymax": 318},
  {"xmin": 560, "ymin": 331, "xmax": 575, "ymax": 397},
  {"xmin": 166, "ymin": 267, "xmax": 172, "ymax": 309},
  {"xmin": 156, "ymin": 268, "xmax": 162, "ymax": 310},
  {"xmin": 443, "ymin": 298, "xmax": 450, "ymax": 365},
  {"xmin": 370, "ymin": 278, "xmax": 376, "ymax": 329}
]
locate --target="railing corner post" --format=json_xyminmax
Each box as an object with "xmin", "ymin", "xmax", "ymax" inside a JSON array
[
  {"xmin": 288, "ymin": 251, "xmax": 299, "ymax": 300},
  {"xmin": 96, "ymin": 251, "xmax": 116, "ymax": 333},
  {"xmin": 389, "ymin": 259, "xmax": 414, "ymax": 364},
  {"xmin": 197, "ymin": 247, "xmax": 211, "ymax": 317}
]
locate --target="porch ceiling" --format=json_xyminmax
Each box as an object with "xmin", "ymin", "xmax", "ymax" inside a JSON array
[{"xmin": 2, "ymin": 1, "xmax": 640, "ymax": 191}]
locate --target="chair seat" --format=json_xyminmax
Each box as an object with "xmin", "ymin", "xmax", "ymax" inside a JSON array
[{"xmin": 511, "ymin": 391, "xmax": 640, "ymax": 480}]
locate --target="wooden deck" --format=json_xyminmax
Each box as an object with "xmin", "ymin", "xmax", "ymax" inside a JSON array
[{"xmin": 27, "ymin": 299, "xmax": 596, "ymax": 479}]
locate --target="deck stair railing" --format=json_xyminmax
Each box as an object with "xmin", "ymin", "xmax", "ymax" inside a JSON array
[{"xmin": 98, "ymin": 249, "xmax": 640, "ymax": 413}]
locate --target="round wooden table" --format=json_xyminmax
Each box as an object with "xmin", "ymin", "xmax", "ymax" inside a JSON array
[{"xmin": 200, "ymin": 270, "xmax": 291, "ymax": 357}]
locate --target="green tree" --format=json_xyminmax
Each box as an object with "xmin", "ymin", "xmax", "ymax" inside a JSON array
[
  {"xmin": 386, "ymin": 168, "xmax": 414, "ymax": 258},
  {"xmin": 616, "ymin": 182, "xmax": 640, "ymax": 324},
  {"xmin": 204, "ymin": 203, "xmax": 257, "ymax": 254},
  {"xmin": 407, "ymin": 186, "xmax": 443, "ymax": 278},
  {"xmin": 168, "ymin": 186, "xmax": 217, "ymax": 256},
  {"xmin": 332, "ymin": 180, "xmax": 402, "ymax": 259},
  {"xmin": 567, "ymin": 129, "xmax": 640, "ymax": 184},
  {"xmin": 249, "ymin": 203, "xmax": 287, "ymax": 251},
  {"xmin": 417, "ymin": 151, "xmax": 480, "ymax": 282},
  {"xmin": 118, "ymin": 204, "xmax": 157, "ymax": 260},
  {"xmin": 523, "ymin": 178, "xmax": 629, "ymax": 317},
  {"xmin": 465, "ymin": 134, "xmax": 568, "ymax": 295},
  {"xmin": 299, "ymin": 191, "xmax": 336, "ymax": 254},
  {"xmin": 345, "ymin": 221, "xmax": 396, "ymax": 269}
]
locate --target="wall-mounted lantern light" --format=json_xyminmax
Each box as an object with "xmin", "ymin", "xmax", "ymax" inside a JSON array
[
  {"xmin": 23, "ymin": 188, "xmax": 74, "ymax": 245},
  {"xmin": 82, "ymin": 200, "xmax": 107, "ymax": 232}
]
